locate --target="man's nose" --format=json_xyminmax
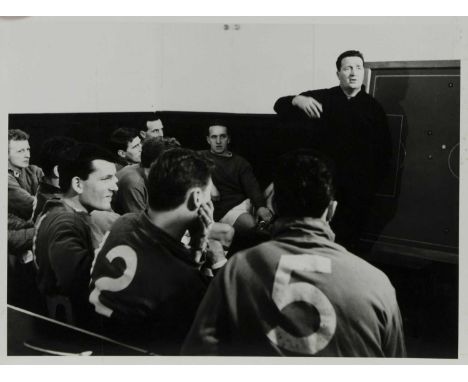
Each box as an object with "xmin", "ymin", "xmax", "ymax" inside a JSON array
[{"xmin": 110, "ymin": 178, "xmax": 119, "ymax": 191}]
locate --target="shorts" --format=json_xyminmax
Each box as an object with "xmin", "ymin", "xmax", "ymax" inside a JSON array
[{"xmin": 219, "ymin": 199, "xmax": 253, "ymax": 226}]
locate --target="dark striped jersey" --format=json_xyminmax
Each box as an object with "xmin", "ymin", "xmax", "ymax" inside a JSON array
[{"xmin": 89, "ymin": 211, "xmax": 210, "ymax": 354}]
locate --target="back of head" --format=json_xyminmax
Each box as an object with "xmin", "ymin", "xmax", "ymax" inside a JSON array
[
  {"xmin": 110, "ymin": 128, "xmax": 139, "ymax": 153},
  {"xmin": 147, "ymin": 148, "xmax": 213, "ymax": 211},
  {"xmin": 273, "ymin": 149, "xmax": 334, "ymax": 218},
  {"xmin": 141, "ymin": 136, "xmax": 181, "ymax": 168},
  {"xmin": 336, "ymin": 50, "xmax": 365, "ymax": 71},
  {"xmin": 58, "ymin": 143, "xmax": 115, "ymax": 193},
  {"xmin": 8, "ymin": 129, "xmax": 29, "ymax": 143},
  {"xmin": 39, "ymin": 136, "xmax": 77, "ymax": 177}
]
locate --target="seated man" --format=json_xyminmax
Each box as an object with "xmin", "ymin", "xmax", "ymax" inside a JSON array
[
  {"xmin": 112, "ymin": 136, "xmax": 180, "ymax": 214},
  {"xmin": 32, "ymin": 136, "xmax": 77, "ymax": 222},
  {"xmin": 90, "ymin": 148, "xmax": 228, "ymax": 355},
  {"xmin": 8, "ymin": 129, "xmax": 43, "ymax": 221},
  {"xmin": 33, "ymin": 143, "xmax": 118, "ymax": 326},
  {"xmin": 201, "ymin": 124, "xmax": 272, "ymax": 233},
  {"xmin": 33, "ymin": 136, "xmax": 119, "ymax": 246},
  {"xmin": 182, "ymin": 149, "xmax": 406, "ymax": 357},
  {"xmin": 7, "ymin": 129, "xmax": 44, "ymax": 310},
  {"xmin": 109, "ymin": 128, "xmax": 142, "ymax": 171},
  {"xmin": 140, "ymin": 112, "xmax": 164, "ymax": 141}
]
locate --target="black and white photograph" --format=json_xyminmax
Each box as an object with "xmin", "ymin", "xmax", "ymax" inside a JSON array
[{"xmin": 1, "ymin": 14, "xmax": 466, "ymax": 365}]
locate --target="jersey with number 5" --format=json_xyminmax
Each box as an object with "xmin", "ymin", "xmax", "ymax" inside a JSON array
[{"xmin": 182, "ymin": 218, "xmax": 406, "ymax": 356}]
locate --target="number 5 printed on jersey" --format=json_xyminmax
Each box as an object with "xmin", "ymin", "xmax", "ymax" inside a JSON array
[{"xmin": 267, "ymin": 255, "xmax": 336, "ymax": 355}]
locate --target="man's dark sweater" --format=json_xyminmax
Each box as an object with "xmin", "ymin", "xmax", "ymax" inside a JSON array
[
  {"xmin": 200, "ymin": 150, "xmax": 266, "ymax": 222},
  {"xmin": 34, "ymin": 198, "xmax": 95, "ymax": 320},
  {"xmin": 274, "ymin": 86, "xmax": 392, "ymax": 247}
]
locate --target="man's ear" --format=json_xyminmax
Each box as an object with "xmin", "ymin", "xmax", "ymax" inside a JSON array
[
  {"xmin": 187, "ymin": 188, "xmax": 202, "ymax": 211},
  {"xmin": 52, "ymin": 165, "xmax": 60, "ymax": 179},
  {"xmin": 206, "ymin": 136, "xmax": 211, "ymax": 146},
  {"xmin": 117, "ymin": 149, "xmax": 126, "ymax": 159},
  {"xmin": 70, "ymin": 176, "xmax": 83, "ymax": 194},
  {"xmin": 140, "ymin": 130, "xmax": 146, "ymax": 140},
  {"xmin": 325, "ymin": 200, "xmax": 338, "ymax": 222}
]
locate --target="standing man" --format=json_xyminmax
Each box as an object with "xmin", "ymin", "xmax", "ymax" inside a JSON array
[
  {"xmin": 201, "ymin": 124, "xmax": 272, "ymax": 233},
  {"xmin": 274, "ymin": 50, "xmax": 392, "ymax": 250},
  {"xmin": 109, "ymin": 128, "xmax": 142, "ymax": 171},
  {"xmin": 33, "ymin": 143, "xmax": 118, "ymax": 325},
  {"xmin": 182, "ymin": 150, "xmax": 405, "ymax": 357},
  {"xmin": 90, "ymin": 148, "xmax": 228, "ymax": 354},
  {"xmin": 140, "ymin": 112, "xmax": 164, "ymax": 141}
]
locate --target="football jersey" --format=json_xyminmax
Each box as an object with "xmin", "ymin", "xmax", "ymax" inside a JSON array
[
  {"xmin": 89, "ymin": 211, "xmax": 210, "ymax": 354},
  {"xmin": 182, "ymin": 218, "xmax": 406, "ymax": 357}
]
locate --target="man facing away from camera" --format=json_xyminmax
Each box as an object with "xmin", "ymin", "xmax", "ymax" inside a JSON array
[
  {"xmin": 182, "ymin": 149, "xmax": 405, "ymax": 357},
  {"xmin": 90, "ymin": 148, "xmax": 229, "ymax": 354}
]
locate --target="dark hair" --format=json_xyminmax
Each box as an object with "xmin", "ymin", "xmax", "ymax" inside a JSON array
[
  {"xmin": 58, "ymin": 143, "xmax": 115, "ymax": 193},
  {"xmin": 39, "ymin": 136, "xmax": 77, "ymax": 177},
  {"xmin": 273, "ymin": 149, "xmax": 335, "ymax": 218},
  {"xmin": 147, "ymin": 148, "xmax": 213, "ymax": 211},
  {"xmin": 207, "ymin": 123, "xmax": 229, "ymax": 137},
  {"xmin": 141, "ymin": 136, "xmax": 181, "ymax": 168},
  {"xmin": 110, "ymin": 128, "xmax": 139, "ymax": 153},
  {"xmin": 144, "ymin": 112, "xmax": 162, "ymax": 130},
  {"xmin": 8, "ymin": 129, "xmax": 30, "ymax": 142},
  {"xmin": 336, "ymin": 50, "xmax": 365, "ymax": 71}
]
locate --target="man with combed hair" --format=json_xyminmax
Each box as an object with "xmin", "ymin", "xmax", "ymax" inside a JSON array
[
  {"xmin": 90, "ymin": 148, "xmax": 228, "ymax": 354},
  {"xmin": 7, "ymin": 129, "xmax": 44, "ymax": 310},
  {"xmin": 201, "ymin": 124, "xmax": 272, "ymax": 233},
  {"xmin": 182, "ymin": 149, "xmax": 405, "ymax": 357},
  {"xmin": 109, "ymin": 127, "xmax": 142, "ymax": 171},
  {"xmin": 140, "ymin": 112, "xmax": 164, "ymax": 141},
  {"xmin": 112, "ymin": 136, "xmax": 180, "ymax": 214},
  {"xmin": 33, "ymin": 143, "xmax": 118, "ymax": 326},
  {"xmin": 8, "ymin": 129, "xmax": 43, "ymax": 221},
  {"xmin": 274, "ymin": 50, "xmax": 392, "ymax": 250}
]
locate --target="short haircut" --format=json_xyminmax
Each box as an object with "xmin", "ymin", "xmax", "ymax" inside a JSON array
[
  {"xmin": 335, "ymin": 50, "xmax": 365, "ymax": 71},
  {"xmin": 141, "ymin": 136, "xmax": 181, "ymax": 168},
  {"xmin": 110, "ymin": 128, "xmax": 139, "ymax": 153},
  {"xmin": 39, "ymin": 136, "xmax": 77, "ymax": 177},
  {"xmin": 145, "ymin": 112, "xmax": 162, "ymax": 129},
  {"xmin": 273, "ymin": 149, "xmax": 335, "ymax": 218},
  {"xmin": 207, "ymin": 123, "xmax": 229, "ymax": 136},
  {"xmin": 8, "ymin": 129, "xmax": 30, "ymax": 142},
  {"xmin": 147, "ymin": 148, "xmax": 213, "ymax": 211},
  {"xmin": 58, "ymin": 143, "xmax": 115, "ymax": 193}
]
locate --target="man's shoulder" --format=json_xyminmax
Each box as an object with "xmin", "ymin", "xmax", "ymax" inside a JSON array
[
  {"xmin": 117, "ymin": 165, "xmax": 144, "ymax": 182},
  {"xmin": 108, "ymin": 212, "xmax": 141, "ymax": 232}
]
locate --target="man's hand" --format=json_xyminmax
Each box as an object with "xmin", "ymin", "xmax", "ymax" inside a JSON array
[
  {"xmin": 208, "ymin": 222, "xmax": 235, "ymax": 249},
  {"xmin": 292, "ymin": 95, "xmax": 323, "ymax": 119},
  {"xmin": 189, "ymin": 201, "xmax": 215, "ymax": 260},
  {"xmin": 256, "ymin": 206, "xmax": 273, "ymax": 224}
]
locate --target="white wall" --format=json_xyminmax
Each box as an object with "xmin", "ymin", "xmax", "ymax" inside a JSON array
[{"xmin": 1, "ymin": 17, "xmax": 464, "ymax": 116}]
